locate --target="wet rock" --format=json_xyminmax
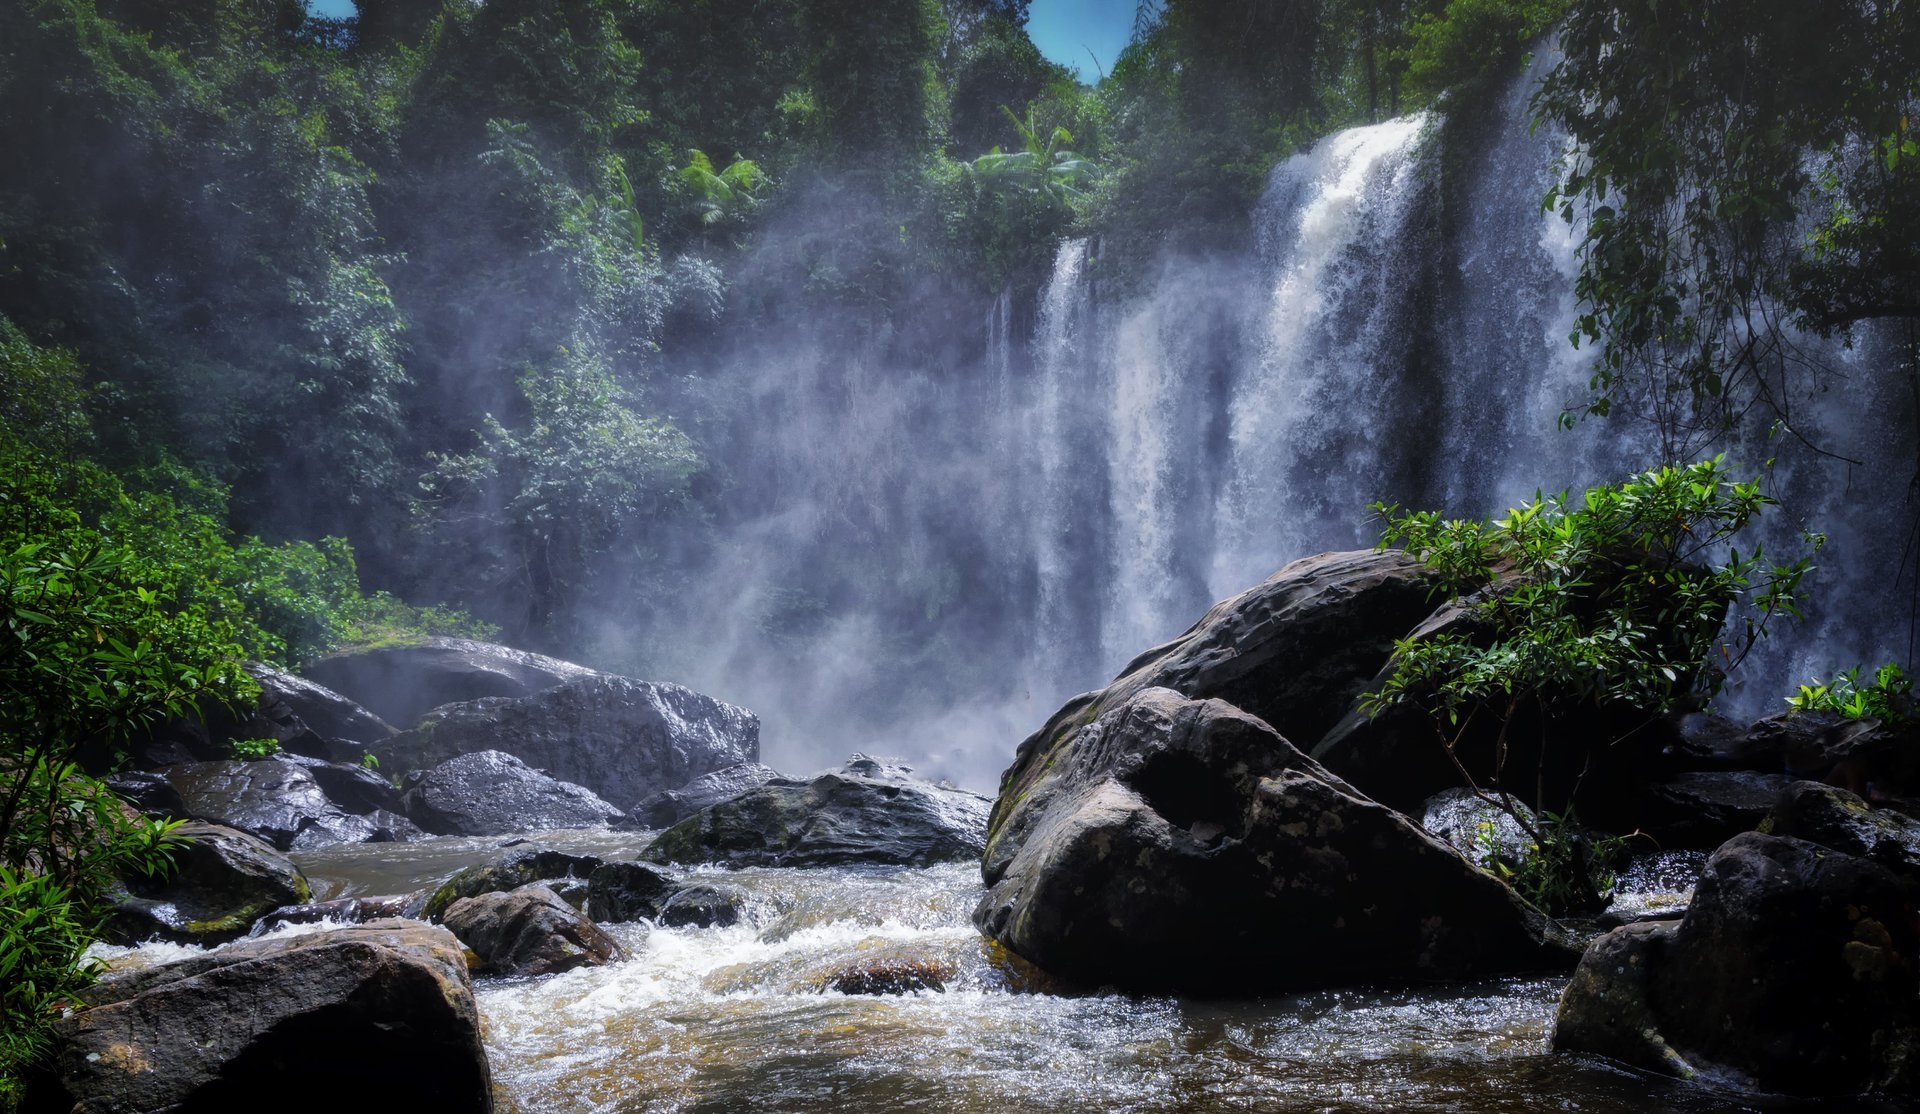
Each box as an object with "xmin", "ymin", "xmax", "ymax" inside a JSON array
[
  {"xmin": 823, "ymin": 958, "xmax": 954, "ymax": 995},
  {"xmin": 301, "ymin": 636, "xmax": 600, "ymax": 726},
  {"xmin": 105, "ymin": 822, "xmax": 311, "ymax": 945},
  {"xmin": 977, "ymin": 687, "xmax": 1579, "ymax": 994},
  {"xmin": 1743, "ymin": 707, "xmax": 1848, "ymax": 774},
  {"xmin": 443, "ymin": 884, "xmax": 625, "ymax": 976},
  {"xmin": 105, "ymin": 770, "xmax": 188, "ymax": 820},
  {"xmin": 401, "ymin": 750, "xmax": 624, "ymax": 837},
  {"xmin": 46, "ymin": 920, "xmax": 490, "ymax": 1113},
  {"xmin": 995, "ymin": 550, "xmax": 1441, "ymax": 831},
  {"xmin": 627, "ymin": 762, "xmax": 784, "ymax": 829},
  {"xmin": 1663, "ymin": 711, "xmax": 1755, "ymax": 768},
  {"xmin": 280, "ymin": 751, "xmax": 403, "ymax": 816},
  {"xmin": 1639, "ymin": 770, "xmax": 1800, "ymax": 849},
  {"xmin": 1420, "ymin": 787, "xmax": 1536, "ymax": 868},
  {"xmin": 586, "ymin": 861, "xmax": 679, "ymax": 923},
  {"xmin": 247, "ymin": 660, "xmax": 396, "ymax": 750},
  {"xmin": 375, "ymin": 674, "xmax": 759, "ymax": 808},
  {"xmin": 658, "ymin": 882, "xmax": 748, "ymax": 928},
  {"xmin": 1554, "ymin": 832, "xmax": 1920, "ymax": 1096},
  {"xmin": 158, "ymin": 759, "xmax": 382, "ymax": 851},
  {"xmin": 253, "ymin": 894, "xmax": 413, "ymax": 935},
  {"xmin": 1764, "ymin": 780, "xmax": 1920, "ymax": 873},
  {"xmin": 641, "ymin": 755, "xmax": 990, "ymax": 868},
  {"xmin": 420, "ymin": 849, "xmax": 606, "ymax": 922}
]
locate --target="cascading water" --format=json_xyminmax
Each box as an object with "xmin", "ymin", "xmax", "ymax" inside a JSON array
[
  {"xmin": 652, "ymin": 48, "xmax": 1911, "ymax": 789},
  {"xmin": 1212, "ymin": 112, "xmax": 1433, "ymax": 594}
]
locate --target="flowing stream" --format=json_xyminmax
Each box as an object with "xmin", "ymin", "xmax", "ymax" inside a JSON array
[{"xmin": 270, "ymin": 834, "xmax": 1803, "ymax": 1114}]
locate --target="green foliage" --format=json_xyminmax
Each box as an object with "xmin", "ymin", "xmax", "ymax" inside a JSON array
[
  {"xmin": 1402, "ymin": 0, "xmax": 1565, "ymax": 102},
  {"xmin": 1367, "ymin": 459, "xmax": 1818, "ymax": 909},
  {"xmin": 229, "ymin": 736, "xmax": 282, "ymax": 761},
  {"xmin": 679, "ymin": 149, "xmax": 769, "ymax": 231},
  {"xmin": 1368, "ymin": 458, "xmax": 1816, "ymax": 724},
  {"xmin": 965, "ymin": 105, "xmax": 1100, "ymax": 207},
  {"xmin": 1787, "ymin": 662, "xmax": 1913, "ymax": 724},
  {"xmin": 418, "ymin": 348, "xmax": 701, "ymax": 639},
  {"xmin": 1536, "ymin": 0, "xmax": 1920, "ymax": 457},
  {"xmin": 1477, "ymin": 810, "xmax": 1631, "ymax": 915}
]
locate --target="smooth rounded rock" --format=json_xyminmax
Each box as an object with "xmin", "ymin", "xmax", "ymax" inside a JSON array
[
  {"xmin": 401, "ymin": 750, "xmax": 624, "ymax": 836},
  {"xmin": 47, "ymin": 920, "xmax": 491, "ymax": 1113}
]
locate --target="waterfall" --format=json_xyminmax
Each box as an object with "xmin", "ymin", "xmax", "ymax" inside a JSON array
[
  {"xmin": 1213, "ymin": 112, "xmax": 1432, "ymax": 595},
  {"xmin": 662, "ymin": 56, "xmax": 1913, "ymax": 787}
]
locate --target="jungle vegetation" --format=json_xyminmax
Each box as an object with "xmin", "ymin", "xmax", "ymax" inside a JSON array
[{"xmin": 1, "ymin": 0, "xmax": 1916, "ymax": 1098}]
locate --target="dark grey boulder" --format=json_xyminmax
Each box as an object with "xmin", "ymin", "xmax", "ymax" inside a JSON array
[
  {"xmin": 47, "ymin": 920, "xmax": 491, "ymax": 1113},
  {"xmin": 159, "ymin": 758, "xmax": 387, "ymax": 851},
  {"xmin": 1554, "ymin": 831, "xmax": 1920, "ymax": 1096},
  {"xmin": 105, "ymin": 822, "xmax": 311, "ymax": 946},
  {"xmin": 420, "ymin": 848, "xmax": 606, "ymax": 921},
  {"xmin": 374, "ymin": 674, "xmax": 759, "ymax": 809},
  {"xmin": 105, "ymin": 770, "xmax": 187, "ymax": 820},
  {"xmin": 641, "ymin": 755, "xmax": 990, "ymax": 868},
  {"xmin": 401, "ymin": 750, "xmax": 624, "ymax": 837},
  {"xmin": 301, "ymin": 636, "xmax": 600, "ymax": 726},
  {"xmin": 658, "ymin": 882, "xmax": 748, "ymax": 928},
  {"xmin": 991, "ymin": 550, "xmax": 1443, "ymax": 827},
  {"xmin": 1764, "ymin": 779, "xmax": 1920, "ymax": 874},
  {"xmin": 443, "ymin": 884, "xmax": 625, "ymax": 976},
  {"xmin": 279, "ymin": 751, "xmax": 405, "ymax": 816},
  {"xmin": 1638, "ymin": 770, "xmax": 1801, "ymax": 849},
  {"xmin": 586, "ymin": 861, "xmax": 680, "ymax": 923},
  {"xmin": 628, "ymin": 762, "xmax": 784, "ymax": 829},
  {"xmin": 247, "ymin": 661, "xmax": 396, "ymax": 749},
  {"xmin": 977, "ymin": 687, "xmax": 1579, "ymax": 994},
  {"xmin": 253, "ymin": 894, "xmax": 414, "ymax": 935}
]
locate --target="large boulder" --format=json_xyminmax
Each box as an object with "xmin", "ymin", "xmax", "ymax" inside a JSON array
[
  {"xmin": 1637, "ymin": 770, "xmax": 1801, "ymax": 849},
  {"xmin": 246, "ymin": 661, "xmax": 395, "ymax": 752},
  {"xmin": 159, "ymin": 759, "xmax": 394, "ymax": 851},
  {"xmin": 105, "ymin": 822, "xmax": 310, "ymax": 945},
  {"xmin": 104, "ymin": 770, "xmax": 188, "ymax": 820},
  {"xmin": 280, "ymin": 752, "xmax": 405, "ymax": 817},
  {"xmin": 977, "ymin": 688, "xmax": 1579, "ymax": 994},
  {"xmin": 585, "ymin": 861, "xmax": 680, "ymax": 923},
  {"xmin": 640, "ymin": 755, "xmax": 991, "ymax": 868},
  {"xmin": 372, "ymin": 674, "xmax": 759, "ymax": 809},
  {"xmin": 401, "ymin": 751, "xmax": 624, "ymax": 836},
  {"xmin": 442, "ymin": 884, "xmax": 625, "ymax": 976},
  {"xmin": 45, "ymin": 920, "xmax": 491, "ymax": 1113},
  {"xmin": 992, "ymin": 549, "xmax": 1442, "ymax": 841},
  {"xmin": 300, "ymin": 636, "xmax": 599, "ymax": 726},
  {"xmin": 1554, "ymin": 831, "xmax": 1920, "ymax": 1096},
  {"xmin": 627, "ymin": 762, "xmax": 784, "ymax": 829},
  {"xmin": 1764, "ymin": 779, "xmax": 1920, "ymax": 871}
]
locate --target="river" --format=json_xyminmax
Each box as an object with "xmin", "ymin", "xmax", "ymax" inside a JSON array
[{"xmin": 137, "ymin": 832, "xmax": 1834, "ymax": 1114}]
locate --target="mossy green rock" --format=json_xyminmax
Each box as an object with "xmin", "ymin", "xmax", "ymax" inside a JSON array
[{"xmin": 105, "ymin": 821, "xmax": 310, "ymax": 946}]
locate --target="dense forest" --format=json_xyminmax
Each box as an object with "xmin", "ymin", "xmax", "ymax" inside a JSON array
[{"xmin": 2, "ymin": 0, "xmax": 1917, "ymax": 1099}]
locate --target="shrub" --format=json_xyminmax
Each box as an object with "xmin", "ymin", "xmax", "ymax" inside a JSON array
[{"xmin": 1365, "ymin": 457, "xmax": 1819, "ymax": 910}]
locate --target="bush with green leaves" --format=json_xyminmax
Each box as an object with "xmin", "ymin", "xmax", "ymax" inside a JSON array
[
  {"xmin": 0, "ymin": 323, "xmax": 491, "ymax": 1101},
  {"xmin": 1787, "ymin": 662, "xmax": 1912, "ymax": 724},
  {"xmin": 1365, "ymin": 457, "xmax": 1819, "ymax": 911},
  {"xmin": 0, "ymin": 460, "xmax": 247, "ymax": 1096}
]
